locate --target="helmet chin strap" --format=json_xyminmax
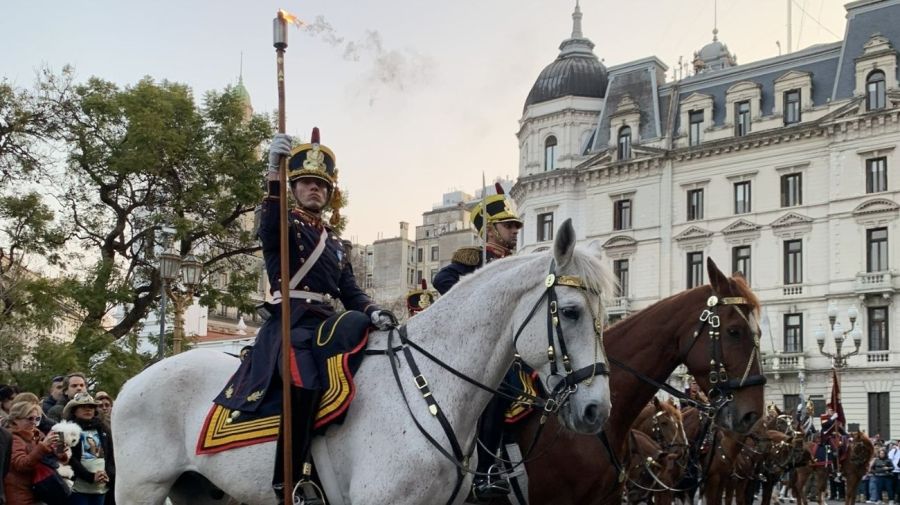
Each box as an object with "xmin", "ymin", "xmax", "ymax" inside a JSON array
[{"xmin": 487, "ymin": 223, "xmax": 514, "ymax": 251}]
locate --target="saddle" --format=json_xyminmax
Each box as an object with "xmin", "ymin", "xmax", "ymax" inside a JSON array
[{"xmin": 198, "ymin": 310, "xmax": 371, "ymax": 455}]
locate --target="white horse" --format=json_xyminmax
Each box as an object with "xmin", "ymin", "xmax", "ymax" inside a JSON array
[{"xmin": 113, "ymin": 219, "xmax": 614, "ymax": 505}]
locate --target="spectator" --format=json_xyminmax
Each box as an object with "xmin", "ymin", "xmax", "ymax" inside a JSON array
[
  {"xmin": 94, "ymin": 392, "xmax": 113, "ymax": 426},
  {"xmin": 3, "ymin": 400, "xmax": 65, "ymax": 505},
  {"xmin": 870, "ymin": 447, "xmax": 895, "ymax": 504},
  {"xmin": 47, "ymin": 372, "xmax": 87, "ymax": 422},
  {"xmin": 7, "ymin": 393, "xmax": 54, "ymax": 435},
  {"xmin": 1, "ymin": 425, "xmax": 11, "ymax": 505},
  {"xmin": 41, "ymin": 375, "xmax": 65, "ymax": 415},
  {"xmin": 889, "ymin": 441, "xmax": 900, "ymax": 504},
  {"xmin": 65, "ymin": 392, "xmax": 114, "ymax": 505},
  {"xmin": 0, "ymin": 386, "xmax": 19, "ymax": 423}
]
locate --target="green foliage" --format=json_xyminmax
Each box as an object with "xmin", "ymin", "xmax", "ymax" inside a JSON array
[{"xmin": 0, "ymin": 68, "xmax": 275, "ymax": 394}]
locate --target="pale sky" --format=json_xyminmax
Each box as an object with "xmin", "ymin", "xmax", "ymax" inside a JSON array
[{"xmin": 2, "ymin": 0, "xmax": 847, "ymax": 244}]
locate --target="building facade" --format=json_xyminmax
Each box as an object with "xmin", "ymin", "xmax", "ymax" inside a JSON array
[
  {"xmin": 512, "ymin": 0, "xmax": 900, "ymax": 437},
  {"xmin": 370, "ymin": 222, "xmax": 416, "ymax": 306}
]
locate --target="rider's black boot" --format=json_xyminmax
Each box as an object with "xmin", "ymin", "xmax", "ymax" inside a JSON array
[
  {"xmin": 470, "ymin": 395, "xmax": 511, "ymax": 501},
  {"xmin": 272, "ymin": 387, "xmax": 324, "ymax": 505}
]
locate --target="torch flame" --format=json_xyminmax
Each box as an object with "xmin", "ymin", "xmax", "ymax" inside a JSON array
[{"xmin": 278, "ymin": 9, "xmax": 305, "ymax": 28}]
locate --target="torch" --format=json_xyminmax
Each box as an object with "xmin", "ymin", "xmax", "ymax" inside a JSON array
[{"xmin": 273, "ymin": 8, "xmax": 302, "ymax": 498}]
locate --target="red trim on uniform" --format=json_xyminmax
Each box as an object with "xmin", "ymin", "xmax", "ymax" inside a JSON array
[{"xmin": 289, "ymin": 347, "xmax": 304, "ymax": 387}]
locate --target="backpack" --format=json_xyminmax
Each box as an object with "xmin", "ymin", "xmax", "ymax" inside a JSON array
[{"xmin": 32, "ymin": 458, "xmax": 71, "ymax": 505}]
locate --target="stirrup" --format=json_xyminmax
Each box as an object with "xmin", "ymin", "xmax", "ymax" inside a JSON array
[{"xmin": 292, "ymin": 479, "xmax": 325, "ymax": 505}]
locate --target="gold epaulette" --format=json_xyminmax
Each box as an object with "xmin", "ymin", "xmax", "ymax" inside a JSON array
[{"xmin": 452, "ymin": 246, "xmax": 483, "ymax": 267}]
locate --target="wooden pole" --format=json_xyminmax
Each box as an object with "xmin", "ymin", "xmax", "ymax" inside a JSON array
[{"xmin": 274, "ymin": 11, "xmax": 293, "ymax": 499}]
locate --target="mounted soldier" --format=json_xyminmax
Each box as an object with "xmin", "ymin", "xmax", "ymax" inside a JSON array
[
  {"xmin": 406, "ymin": 279, "xmax": 437, "ymax": 318},
  {"xmin": 213, "ymin": 129, "xmax": 396, "ymax": 504},
  {"xmin": 433, "ymin": 183, "xmax": 523, "ymax": 500},
  {"xmin": 819, "ymin": 403, "xmax": 848, "ymax": 470}
]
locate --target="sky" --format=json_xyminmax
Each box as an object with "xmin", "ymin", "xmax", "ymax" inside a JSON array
[{"xmin": 2, "ymin": 0, "xmax": 847, "ymax": 245}]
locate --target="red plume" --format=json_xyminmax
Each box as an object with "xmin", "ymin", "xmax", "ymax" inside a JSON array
[
  {"xmin": 494, "ymin": 182, "xmax": 505, "ymax": 195},
  {"xmin": 311, "ymin": 127, "xmax": 320, "ymax": 145},
  {"xmin": 420, "ymin": 279, "xmax": 427, "ymax": 290}
]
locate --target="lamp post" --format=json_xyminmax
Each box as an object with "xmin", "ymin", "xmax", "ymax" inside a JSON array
[
  {"xmin": 815, "ymin": 302, "xmax": 863, "ymax": 370},
  {"xmin": 159, "ymin": 247, "xmax": 203, "ymax": 355}
]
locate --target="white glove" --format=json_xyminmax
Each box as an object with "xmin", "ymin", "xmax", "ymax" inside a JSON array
[
  {"xmin": 267, "ymin": 133, "xmax": 293, "ymax": 173},
  {"xmin": 371, "ymin": 310, "xmax": 398, "ymax": 330}
]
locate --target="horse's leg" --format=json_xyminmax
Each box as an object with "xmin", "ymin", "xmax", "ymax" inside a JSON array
[{"xmin": 760, "ymin": 480, "xmax": 775, "ymax": 505}]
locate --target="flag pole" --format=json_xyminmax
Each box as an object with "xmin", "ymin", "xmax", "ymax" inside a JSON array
[
  {"xmin": 481, "ymin": 172, "xmax": 488, "ymax": 266},
  {"xmin": 273, "ymin": 10, "xmax": 294, "ymax": 498}
]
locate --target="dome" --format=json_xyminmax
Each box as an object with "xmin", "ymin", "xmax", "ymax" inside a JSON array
[
  {"xmin": 523, "ymin": 2, "xmax": 608, "ymax": 110},
  {"xmin": 692, "ymin": 29, "xmax": 736, "ymax": 74}
]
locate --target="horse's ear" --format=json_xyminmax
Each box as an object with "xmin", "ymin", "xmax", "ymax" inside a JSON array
[
  {"xmin": 553, "ymin": 218, "xmax": 576, "ymax": 269},
  {"xmin": 652, "ymin": 396, "xmax": 662, "ymax": 409},
  {"xmin": 706, "ymin": 257, "xmax": 730, "ymax": 294},
  {"xmin": 586, "ymin": 239, "xmax": 603, "ymax": 259}
]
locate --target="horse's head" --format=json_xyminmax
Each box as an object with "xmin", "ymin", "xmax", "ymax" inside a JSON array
[
  {"xmin": 683, "ymin": 258, "xmax": 765, "ymax": 434},
  {"xmin": 643, "ymin": 397, "xmax": 687, "ymax": 451},
  {"xmin": 514, "ymin": 219, "xmax": 613, "ymax": 434}
]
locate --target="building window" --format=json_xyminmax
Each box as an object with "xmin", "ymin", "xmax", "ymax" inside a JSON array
[
  {"xmin": 617, "ymin": 126, "xmax": 632, "ymax": 161},
  {"xmin": 416, "ymin": 269, "xmax": 423, "ymax": 283},
  {"xmin": 613, "ymin": 259, "xmax": 629, "ymax": 297},
  {"xmin": 686, "ymin": 252, "xmax": 704, "ymax": 288},
  {"xmin": 417, "ymin": 247, "xmax": 423, "ymax": 263},
  {"xmin": 783, "ymin": 313, "xmax": 803, "ymax": 353},
  {"xmin": 688, "ymin": 110, "xmax": 703, "ymax": 146},
  {"xmin": 868, "ymin": 392, "xmax": 890, "ymax": 440},
  {"xmin": 544, "ymin": 136, "xmax": 557, "ymax": 171},
  {"xmin": 868, "ymin": 228, "xmax": 888, "ymax": 272},
  {"xmin": 780, "ymin": 173, "xmax": 802, "ymax": 207},
  {"xmin": 537, "ymin": 212, "xmax": 554, "ymax": 242},
  {"xmin": 784, "ymin": 240, "xmax": 802, "ymax": 285},
  {"xmin": 784, "ymin": 89, "xmax": 801, "ymax": 125},
  {"xmin": 732, "ymin": 245, "xmax": 751, "ymax": 283},
  {"xmin": 686, "ymin": 189, "xmax": 704, "ymax": 221},
  {"xmin": 869, "ymin": 307, "xmax": 889, "ymax": 351},
  {"xmin": 783, "ymin": 394, "xmax": 801, "ymax": 415},
  {"xmin": 735, "ymin": 100, "xmax": 751, "ymax": 136},
  {"xmin": 866, "ymin": 70, "xmax": 886, "ymax": 111},
  {"xmin": 734, "ymin": 181, "xmax": 751, "ymax": 214},
  {"xmin": 866, "ymin": 157, "xmax": 887, "ymax": 193},
  {"xmin": 613, "ymin": 199, "xmax": 632, "ymax": 231},
  {"xmin": 430, "ymin": 246, "xmax": 439, "ymax": 262}
]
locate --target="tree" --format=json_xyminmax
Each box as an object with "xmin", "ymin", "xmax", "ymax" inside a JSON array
[{"xmin": 0, "ymin": 68, "xmax": 274, "ymax": 391}]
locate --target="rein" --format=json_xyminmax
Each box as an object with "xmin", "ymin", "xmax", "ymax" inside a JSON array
[{"xmin": 380, "ymin": 258, "xmax": 608, "ymax": 505}]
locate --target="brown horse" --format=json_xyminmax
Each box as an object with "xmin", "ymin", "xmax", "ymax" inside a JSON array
[
  {"xmin": 626, "ymin": 399, "xmax": 689, "ymax": 505},
  {"xmin": 791, "ymin": 432, "xmax": 874, "ymax": 505},
  {"xmin": 509, "ymin": 259, "xmax": 766, "ymax": 505}
]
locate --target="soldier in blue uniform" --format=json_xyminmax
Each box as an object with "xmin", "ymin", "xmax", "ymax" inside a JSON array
[
  {"xmin": 406, "ymin": 279, "xmax": 437, "ymax": 317},
  {"xmin": 214, "ymin": 129, "xmax": 395, "ymax": 504},
  {"xmin": 433, "ymin": 184, "xmax": 523, "ymax": 500}
]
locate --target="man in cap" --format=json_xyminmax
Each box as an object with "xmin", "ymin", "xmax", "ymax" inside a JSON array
[
  {"xmin": 433, "ymin": 183, "xmax": 523, "ymax": 500},
  {"xmin": 214, "ymin": 130, "xmax": 395, "ymax": 504},
  {"xmin": 405, "ymin": 279, "xmax": 437, "ymax": 318},
  {"xmin": 433, "ymin": 183, "xmax": 522, "ymax": 294}
]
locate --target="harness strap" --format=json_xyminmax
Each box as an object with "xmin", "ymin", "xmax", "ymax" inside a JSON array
[
  {"xmin": 608, "ymin": 356, "xmax": 710, "ymax": 411},
  {"xmin": 386, "ymin": 328, "xmax": 466, "ymax": 505}
]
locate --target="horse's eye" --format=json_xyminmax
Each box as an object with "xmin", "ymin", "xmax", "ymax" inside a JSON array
[
  {"xmin": 728, "ymin": 327, "xmax": 742, "ymax": 338},
  {"xmin": 560, "ymin": 306, "xmax": 580, "ymax": 320}
]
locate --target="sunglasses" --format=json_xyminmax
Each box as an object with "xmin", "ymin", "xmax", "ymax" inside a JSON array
[{"xmin": 24, "ymin": 416, "xmax": 42, "ymax": 423}]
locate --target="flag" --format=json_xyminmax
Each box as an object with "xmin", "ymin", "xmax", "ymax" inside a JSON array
[{"xmin": 830, "ymin": 368, "xmax": 846, "ymax": 426}]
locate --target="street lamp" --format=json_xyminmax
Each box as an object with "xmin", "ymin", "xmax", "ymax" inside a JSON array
[
  {"xmin": 815, "ymin": 301, "xmax": 863, "ymax": 369},
  {"xmin": 159, "ymin": 247, "xmax": 203, "ymax": 356}
]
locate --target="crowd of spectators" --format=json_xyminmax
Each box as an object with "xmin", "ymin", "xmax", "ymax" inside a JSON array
[{"xmin": 0, "ymin": 374, "xmax": 116, "ymax": 505}]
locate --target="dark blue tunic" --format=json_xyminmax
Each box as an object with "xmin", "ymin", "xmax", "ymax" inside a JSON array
[{"xmin": 214, "ymin": 180, "xmax": 377, "ymax": 413}]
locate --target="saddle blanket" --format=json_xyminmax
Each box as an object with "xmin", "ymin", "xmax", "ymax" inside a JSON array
[{"xmin": 197, "ymin": 311, "xmax": 370, "ymax": 455}]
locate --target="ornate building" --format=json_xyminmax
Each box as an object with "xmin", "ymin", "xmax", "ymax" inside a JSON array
[{"xmin": 512, "ymin": 0, "xmax": 900, "ymax": 437}]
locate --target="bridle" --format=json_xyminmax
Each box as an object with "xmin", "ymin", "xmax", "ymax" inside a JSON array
[
  {"xmin": 679, "ymin": 291, "xmax": 767, "ymax": 412},
  {"xmin": 377, "ymin": 257, "xmax": 608, "ymax": 505}
]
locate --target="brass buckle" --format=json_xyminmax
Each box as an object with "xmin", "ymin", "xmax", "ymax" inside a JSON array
[{"xmin": 414, "ymin": 375, "xmax": 428, "ymax": 390}]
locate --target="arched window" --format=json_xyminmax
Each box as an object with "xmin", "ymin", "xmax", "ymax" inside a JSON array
[
  {"xmin": 617, "ymin": 126, "xmax": 632, "ymax": 161},
  {"xmin": 544, "ymin": 136, "xmax": 557, "ymax": 171},
  {"xmin": 867, "ymin": 70, "xmax": 886, "ymax": 111}
]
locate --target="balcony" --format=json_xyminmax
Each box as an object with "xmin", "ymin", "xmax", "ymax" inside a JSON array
[
  {"xmin": 762, "ymin": 352, "xmax": 806, "ymax": 380},
  {"xmin": 855, "ymin": 271, "xmax": 895, "ymax": 296},
  {"xmin": 783, "ymin": 284, "xmax": 804, "ymax": 296},
  {"xmin": 607, "ymin": 297, "xmax": 631, "ymax": 317},
  {"xmin": 867, "ymin": 350, "xmax": 891, "ymax": 364}
]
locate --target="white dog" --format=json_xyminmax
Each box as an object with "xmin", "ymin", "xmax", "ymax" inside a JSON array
[{"xmin": 51, "ymin": 420, "xmax": 82, "ymax": 488}]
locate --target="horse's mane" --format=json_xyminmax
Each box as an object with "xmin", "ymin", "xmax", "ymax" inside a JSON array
[
  {"xmin": 658, "ymin": 398, "xmax": 682, "ymax": 421},
  {"xmin": 731, "ymin": 274, "xmax": 761, "ymax": 313}
]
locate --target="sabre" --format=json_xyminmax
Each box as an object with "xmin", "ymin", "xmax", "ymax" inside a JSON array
[
  {"xmin": 481, "ymin": 171, "xmax": 488, "ymax": 266},
  {"xmin": 273, "ymin": 8, "xmax": 303, "ymax": 498}
]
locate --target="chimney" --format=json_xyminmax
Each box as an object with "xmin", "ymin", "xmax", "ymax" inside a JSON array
[{"xmin": 400, "ymin": 221, "xmax": 409, "ymax": 240}]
